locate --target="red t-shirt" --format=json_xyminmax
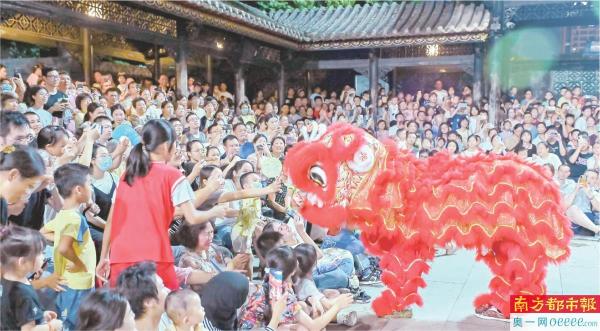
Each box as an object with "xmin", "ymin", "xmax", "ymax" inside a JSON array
[
  {"xmin": 110, "ymin": 163, "xmax": 185, "ymax": 264},
  {"xmin": 313, "ymin": 107, "xmax": 321, "ymax": 119}
]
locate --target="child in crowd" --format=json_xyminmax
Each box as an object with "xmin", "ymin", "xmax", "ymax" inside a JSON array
[
  {"xmin": 165, "ymin": 289, "xmax": 205, "ymax": 331},
  {"xmin": 232, "ymin": 172, "xmax": 263, "ymax": 252},
  {"xmin": 239, "ymin": 246, "xmax": 354, "ymax": 330},
  {"xmin": 41, "ymin": 163, "xmax": 96, "ymax": 330},
  {"xmin": 293, "ymin": 243, "xmax": 357, "ymax": 327},
  {"xmin": 97, "ymin": 120, "xmax": 229, "ymax": 290},
  {"xmin": 194, "ymin": 164, "xmax": 280, "ymax": 251},
  {"xmin": 76, "ymin": 289, "xmax": 136, "ymax": 331},
  {"xmin": 36, "ymin": 125, "xmax": 73, "ymax": 170},
  {"xmin": 0, "ymin": 225, "xmax": 63, "ymax": 331},
  {"xmin": 231, "ymin": 171, "xmax": 264, "ymax": 275}
]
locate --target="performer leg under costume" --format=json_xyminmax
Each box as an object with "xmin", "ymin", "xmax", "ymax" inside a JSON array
[{"xmin": 284, "ymin": 123, "xmax": 572, "ymax": 318}]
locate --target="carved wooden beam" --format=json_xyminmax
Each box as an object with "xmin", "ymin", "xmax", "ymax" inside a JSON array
[{"xmin": 2, "ymin": 1, "xmax": 231, "ymax": 60}]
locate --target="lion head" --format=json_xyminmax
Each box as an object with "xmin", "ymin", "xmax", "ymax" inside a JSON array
[{"xmin": 284, "ymin": 123, "xmax": 389, "ymax": 230}]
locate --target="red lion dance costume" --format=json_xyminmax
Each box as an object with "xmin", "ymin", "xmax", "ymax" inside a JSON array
[{"xmin": 284, "ymin": 123, "xmax": 572, "ymax": 318}]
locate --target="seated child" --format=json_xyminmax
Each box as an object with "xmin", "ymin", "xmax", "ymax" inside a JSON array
[
  {"xmin": 165, "ymin": 289, "xmax": 205, "ymax": 331},
  {"xmin": 294, "ymin": 244, "xmax": 357, "ymax": 327},
  {"xmin": 231, "ymin": 172, "xmax": 263, "ymax": 254},
  {"xmin": 1, "ymin": 225, "xmax": 63, "ymax": 331},
  {"xmin": 231, "ymin": 172, "xmax": 265, "ymax": 276},
  {"xmin": 239, "ymin": 246, "xmax": 354, "ymax": 330}
]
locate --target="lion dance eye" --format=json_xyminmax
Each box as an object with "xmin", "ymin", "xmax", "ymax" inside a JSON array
[
  {"xmin": 309, "ymin": 166, "xmax": 327, "ymax": 187},
  {"xmin": 347, "ymin": 144, "xmax": 375, "ymax": 173}
]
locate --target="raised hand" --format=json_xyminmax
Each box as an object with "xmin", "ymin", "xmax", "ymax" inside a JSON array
[{"xmin": 268, "ymin": 176, "xmax": 283, "ymax": 193}]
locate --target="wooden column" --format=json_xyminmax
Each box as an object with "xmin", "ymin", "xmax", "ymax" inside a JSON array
[
  {"xmin": 278, "ymin": 63, "xmax": 285, "ymax": 107},
  {"xmin": 153, "ymin": 44, "xmax": 160, "ymax": 81},
  {"xmin": 176, "ymin": 21, "xmax": 189, "ymax": 97},
  {"xmin": 488, "ymin": 1, "xmax": 504, "ymax": 125},
  {"xmin": 489, "ymin": 59, "xmax": 502, "ymax": 124},
  {"xmin": 392, "ymin": 67, "xmax": 398, "ymax": 96},
  {"xmin": 473, "ymin": 44, "xmax": 483, "ymax": 104},
  {"xmin": 235, "ymin": 66, "xmax": 246, "ymax": 106},
  {"xmin": 369, "ymin": 49, "xmax": 379, "ymax": 126},
  {"xmin": 305, "ymin": 70, "xmax": 311, "ymax": 95},
  {"xmin": 81, "ymin": 27, "xmax": 91, "ymax": 86},
  {"xmin": 206, "ymin": 54, "xmax": 213, "ymax": 85},
  {"xmin": 488, "ymin": 52, "xmax": 501, "ymax": 125}
]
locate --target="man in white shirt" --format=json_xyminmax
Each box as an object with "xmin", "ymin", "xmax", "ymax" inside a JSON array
[
  {"xmin": 556, "ymin": 165, "xmax": 600, "ymax": 236},
  {"xmin": 532, "ymin": 142, "xmax": 562, "ymax": 173},
  {"xmin": 431, "ymin": 80, "xmax": 448, "ymax": 105},
  {"xmin": 586, "ymin": 142, "xmax": 600, "ymax": 171},
  {"xmin": 574, "ymin": 106, "xmax": 592, "ymax": 132}
]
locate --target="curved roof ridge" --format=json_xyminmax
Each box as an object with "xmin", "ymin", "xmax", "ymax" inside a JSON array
[{"xmin": 148, "ymin": 1, "xmax": 490, "ymax": 47}]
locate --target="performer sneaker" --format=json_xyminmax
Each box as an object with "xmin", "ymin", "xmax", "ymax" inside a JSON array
[
  {"xmin": 475, "ymin": 304, "xmax": 491, "ymax": 314},
  {"xmin": 474, "ymin": 306, "xmax": 509, "ymax": 323},
  {"xmin": 386, "ymin": 308, "xmax": 413, "ymax": 319},
  {"xmin": 434, "ymin": 247, "xmax": 447, "ymax": 257},
  {"xmin": 336, "ymin": 310, "xmax": 358, "ymax": 326}
]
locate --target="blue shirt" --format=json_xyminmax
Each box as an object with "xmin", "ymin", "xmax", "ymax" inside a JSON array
[
  {"xmin": 240, "ymin": 141, "xmax": 254, "ymax": 159},
  {"xmin": 450, "ymin": 114, "xmax": 467, "ymax": 131},
  {"xmin": 28, "ymin": 107, "xmax": 52, "ymax": 127}
]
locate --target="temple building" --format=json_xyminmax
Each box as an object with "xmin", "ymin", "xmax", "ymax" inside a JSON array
[{"xmin": 1, "ymin": 0, "xmax": 598, "ymax": 123}]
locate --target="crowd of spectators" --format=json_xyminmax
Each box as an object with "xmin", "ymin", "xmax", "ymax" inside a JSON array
[{"xmin": 1, "ymin": 61, "xmax": 599, "ymax": 331}]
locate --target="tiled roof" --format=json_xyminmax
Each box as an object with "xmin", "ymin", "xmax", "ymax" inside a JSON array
[
  {"xmin": 182, "ymin": 0, "xmax": 309, "ymax": 41},
  {"xmin": 267, "ymin": 1, "xmax": 490, "ymax": 42},
  {"xmin": 142, "ymin": 1, "xmax": 490, "ymax": 49}
]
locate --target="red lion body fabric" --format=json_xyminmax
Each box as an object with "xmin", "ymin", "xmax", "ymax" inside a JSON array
[{"xmin": 284, "ymin": 123, "xmax": 572, "ymax": 318}]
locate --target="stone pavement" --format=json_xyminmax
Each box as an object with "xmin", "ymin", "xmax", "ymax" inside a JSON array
[{"xmin": 329, "ymin": 237, "xmax": 600, "ymax": 331}]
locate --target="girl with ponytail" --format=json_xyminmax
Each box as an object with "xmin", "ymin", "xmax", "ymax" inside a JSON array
[
  {"xmin": 239, "ymin": 246, "xmax": 354, "ymax": 330},
  {"xmin": 96, "ymin": 119, "xmax": 230, "ymax": 290}
]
